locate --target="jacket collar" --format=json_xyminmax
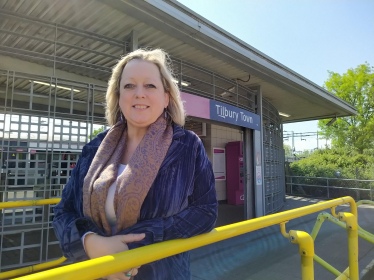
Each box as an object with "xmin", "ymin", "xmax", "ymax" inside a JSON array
[
  {"xmin": 159, "ymin": 124, "xmax": 187, "ymax": 172},
  {"xmin": 171, "ymin": 123, "xmax": 185, "ymax": 140}
]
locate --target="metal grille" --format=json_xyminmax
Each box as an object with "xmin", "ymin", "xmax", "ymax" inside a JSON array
[
  {"xmin": 0, "ymin": 8, "xmax": 125, "ymax": 81},
  {"xmin": 262, "ymin": 99, "xmax": 285, "ymax": 214},
  {"xmin": 184, "ymin": 120, "xmax": 205, "ymax": 137},
  {"xmin": 176, "ymin": 61, "xmax": 256, "ymax": 113},
  {"xmin": 0, "ymin": 70, "xmax": 109, "ymax": 272},
  {"xmin": 0, "ymin": 7, "xmax": 257, "ymax": 114}
]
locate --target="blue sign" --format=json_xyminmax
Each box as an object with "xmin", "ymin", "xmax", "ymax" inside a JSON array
[{"xmin": 209, "ymin": 100, "xmax": 261, "ymax": 130}]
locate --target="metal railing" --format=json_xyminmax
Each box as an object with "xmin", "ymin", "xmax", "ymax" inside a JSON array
[
  {"xmin": 1, "ymin": 197, "xmax": 373, "ymax": 280},
  {"xmin": 286, "ymin": 176, "xmax": 374, "ymax": 201},
  {"xmin": 0, "ymin": 199, "xmax": 66, "ymax": 279},
  {"xmin": 309, "ymin": 200, "xmax": 374, "ymax": 279}
]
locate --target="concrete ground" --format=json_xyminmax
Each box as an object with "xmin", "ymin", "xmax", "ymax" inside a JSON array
[{"xmin": 191, "ymin": 196, "xmax": 374, "ymax": 280}]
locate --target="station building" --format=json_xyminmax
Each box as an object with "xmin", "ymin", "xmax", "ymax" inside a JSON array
[{"xmin": 0, "ymin": 0, "xmax": 356, "ymax": 271}]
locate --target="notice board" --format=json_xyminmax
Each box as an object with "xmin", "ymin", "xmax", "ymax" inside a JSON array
[{"xmin": 213, "ymin": 148, "xmax": 226, "ymax": 180}]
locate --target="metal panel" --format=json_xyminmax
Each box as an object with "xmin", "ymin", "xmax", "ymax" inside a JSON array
[
  {"xmin": 243, "ymin": 127, "xmax": 254, "ymax": 220},
  {"xmin": 184, "ymin": 120, "xmax": 206, "ymax": 137},
  {"xmin": 0, "ymin": 70, "xmax": 109, "ymax": 272},
  {"xmin": 262, "ymin": 98, "xmax": 284, "ymax": 214}
]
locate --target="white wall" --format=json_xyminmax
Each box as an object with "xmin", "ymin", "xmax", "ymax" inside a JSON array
[{"xmin": 201, "ymin": 123, "xmax": 243, "ymax": 201}]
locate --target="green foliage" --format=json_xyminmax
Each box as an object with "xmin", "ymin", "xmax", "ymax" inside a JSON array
[
  {"xmin": 89, "ymin": 126, "xmax": 105, "ymax": 140},
  {"xmin": 295, "ymin": 149, "xmax": 315, "ymax": 158},
  {"xmin": 284, "ymin": 144, "xmax": 292, "ymax": 156},
  {"xmin": 290, "ymin": 148, "xmax": 374, "ymax": 179},
  {"xmin": 318, "ymin": 63, "xmax": 374, "ymax": 153}
]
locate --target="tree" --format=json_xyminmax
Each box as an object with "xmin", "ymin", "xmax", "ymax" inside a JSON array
[
  {"xmin": 290, "ymin": 148, "xmax": 374, "ymax": 180},
  {"xmin": 318, "ymin": 63, "xmax": 374, "ymax": 153},
  {"xmin": 89, "ymin": 126, "xmax": 105, "ymax": 139},
  {"xmin": 284, "ymin": 144, "xmax": 293, "ymax": 156},
  {"xmin": 295, "ymin": 149, "xmax": 315, "ymax": 159}
]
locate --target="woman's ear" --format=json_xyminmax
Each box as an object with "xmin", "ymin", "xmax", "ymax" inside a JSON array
[{"xmin": 164, "ymin": 92, "xmax": 170, "ymax": 108}]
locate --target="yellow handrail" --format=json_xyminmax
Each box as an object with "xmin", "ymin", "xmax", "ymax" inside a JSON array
[
  {"xmin": 0, "ymin": 199, "xmax": 61, "ymax": 209},
  {"xmin": 6, "ymin": 196, "xmax": 357, "ymax": 280},
  {"xmin": 312, "ymin": 212, "xmax": 374, "ymax": 244},
  {"xmin": 309, "ymin": 210, "xmax": 374, "ymax": 279},
  {"xmin": 0, "ymin": 199, "xmax": 66, "ymax": 280},
  {"xmin": 356, "ymin": 200, "xmax": 374, "ymax": 207},
  {"xmin": 0, "ymin": 258, "xmax": 67, "ymax": 280}
]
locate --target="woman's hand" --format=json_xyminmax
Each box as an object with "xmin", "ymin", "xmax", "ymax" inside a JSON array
[{"xmin": 84, "ymin": 233, "xmax": 145, "ymax": 280}]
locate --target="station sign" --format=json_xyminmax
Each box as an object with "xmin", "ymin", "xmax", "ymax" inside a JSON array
[{"xmin": 181, "ymin": 92, "xmax": 260, "ymax": 130}]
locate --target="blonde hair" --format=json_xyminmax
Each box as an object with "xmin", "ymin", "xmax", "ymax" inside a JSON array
[{"xmin": 105, "ymin": 48, "xmax": 185, "ymax": 127}]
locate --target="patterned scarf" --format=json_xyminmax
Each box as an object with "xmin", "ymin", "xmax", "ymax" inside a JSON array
[{"xmin": 82, "ymin": 115, "xmax": 173, "ymax": 235}]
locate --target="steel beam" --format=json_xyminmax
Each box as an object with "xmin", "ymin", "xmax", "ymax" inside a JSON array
[{"xmin": 0, "ymin": 10, "xmax": 124, "ymax": 47}]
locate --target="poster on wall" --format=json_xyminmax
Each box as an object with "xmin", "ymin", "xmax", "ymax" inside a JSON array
[
  {"xmin": 213, "ymin": 148, "xmax": 226, "ymax": 180},
  {"xmin": 256, "ymin": 165, "xmax": 262, "ymax": 185}
]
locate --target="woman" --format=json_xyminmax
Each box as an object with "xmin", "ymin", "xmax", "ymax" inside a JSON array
[{"xmin": 52, "ymin": 48, "xmax": 218, "ymax": 280}]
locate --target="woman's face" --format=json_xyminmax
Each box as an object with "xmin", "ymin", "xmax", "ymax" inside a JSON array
[{"xmin": 119, "ymin": 59, "xmax": 169, "ymax": 129}]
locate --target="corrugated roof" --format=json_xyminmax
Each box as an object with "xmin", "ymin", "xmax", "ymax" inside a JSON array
[{"xmin": 0, "ymin": 0, "xmax": 357, "ymax": 122}]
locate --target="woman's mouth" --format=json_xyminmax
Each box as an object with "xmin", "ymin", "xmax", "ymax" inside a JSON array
[{"xmin": 133, "ymin": 105, "xmax": 149, "ymax": 110}]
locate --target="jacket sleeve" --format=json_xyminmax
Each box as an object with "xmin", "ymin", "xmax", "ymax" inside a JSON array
[
  {"xmin": 52, "ymin": 154, "xmax": 101, "ymax": 261},
  {"xmin": 125, "ymin": 139, "xmax": 218, "ymax": 250}
]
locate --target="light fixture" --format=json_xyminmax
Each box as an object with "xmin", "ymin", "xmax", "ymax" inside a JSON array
[
  {"xmin": 172, "ymin": 79, "xmax": 190, "ymax": 87},
  {"xmin": 220, "ymin": 86, "xmax": 235, "ymax": 97},
  {"xmin": 279, "ymin": 112, "xmax": 290, "ymax": 117},
  {"xmin": 31, "ymin": 80, "xmax": 81, "ymax": 92}
]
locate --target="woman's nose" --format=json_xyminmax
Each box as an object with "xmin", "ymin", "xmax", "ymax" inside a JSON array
[{"xmin": 134, "ymin": 86, "xmax": 146, "ymax": 98}]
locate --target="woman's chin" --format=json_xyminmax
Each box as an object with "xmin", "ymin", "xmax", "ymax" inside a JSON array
[{"xmin": 127, "ymin": 117, "xmax": 154, "ymax": 128}]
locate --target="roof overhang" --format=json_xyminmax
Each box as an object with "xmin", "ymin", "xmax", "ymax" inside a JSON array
[
  {"xmin": 105, "ymin": 0, "xmax": 356, "ymax": 122},
  {"xmin": 0, "ymin": 0, "xmax": 357, "ymax": 123}
]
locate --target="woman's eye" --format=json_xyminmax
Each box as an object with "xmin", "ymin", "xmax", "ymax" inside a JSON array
[
  {"xmin": 145, "ymin": 84, "xmax": 156, "ymax": 88},
  {"xmin": 124, "ymin": 84, "xmax": 134, "ymax": 89}
]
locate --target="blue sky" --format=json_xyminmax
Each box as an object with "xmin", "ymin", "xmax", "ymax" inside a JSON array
[{"xmin": 177, "ymin": 0, "xmax": 374, "ymax": 151}]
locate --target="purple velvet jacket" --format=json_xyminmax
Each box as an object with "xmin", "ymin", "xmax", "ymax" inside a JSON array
[{"xmin": 52, "ymin": 124, "xmax": 218, "ymax": 280}]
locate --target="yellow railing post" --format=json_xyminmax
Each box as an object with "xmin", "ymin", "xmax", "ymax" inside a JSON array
[
  {"xmin": 331, "ymin": 206, "xmax": 339, "ymax": 218},
  {"xmin": 338, "ymin": 212, "xmax": 359, "ymax": 280},
  {"xmin": 280, "ymin": 222, "xmax": 314, "ymax": 280},
  {"xmin": 289, "ymin": 230, "xmax": 315, "ymax": 280}
]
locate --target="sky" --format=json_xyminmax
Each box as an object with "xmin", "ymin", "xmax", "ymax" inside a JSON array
[{"xmin": 177, "ymin": 0, "xmax": 374, "ymax": 151}]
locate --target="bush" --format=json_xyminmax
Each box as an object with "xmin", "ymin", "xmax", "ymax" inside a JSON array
[{"xmin": 290, "ymin": 148, "xmax": 374, "ymax": 180}]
